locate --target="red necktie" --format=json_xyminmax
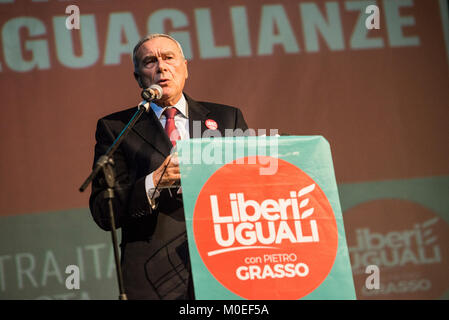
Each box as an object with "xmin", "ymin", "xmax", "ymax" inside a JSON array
[{"xmin": 164, "ymin": 107, "xmax": 180, "ymax": 146}]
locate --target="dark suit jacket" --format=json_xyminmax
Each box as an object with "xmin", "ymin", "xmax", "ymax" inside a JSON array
[{"xmin": 89, "ymin": 94, "xmax": 248, "ymax": 299}]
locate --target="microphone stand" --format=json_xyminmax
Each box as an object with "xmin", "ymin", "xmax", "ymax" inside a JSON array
[{"xmin": 79, "ymin": 102, "xmax": 150, "ymax": 301}]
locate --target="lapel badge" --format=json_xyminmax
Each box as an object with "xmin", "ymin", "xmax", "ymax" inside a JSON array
[{"xmin": 205, "ymin": 119, "xmax": 218, "ymax": 130}]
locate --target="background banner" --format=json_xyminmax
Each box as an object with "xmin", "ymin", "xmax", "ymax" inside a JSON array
[
  {"xmin": 178, "ymin": 136, "xmax": 356, "ymax": 299},
  {"xmin": 0, "ymin": 0, "xmax": 448, "ymax": 299}
]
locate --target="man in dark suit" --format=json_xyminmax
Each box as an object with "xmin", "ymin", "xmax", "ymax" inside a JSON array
[{"xmin": 89, "ymin": 34, "xmax": 249, "ymax": 299}]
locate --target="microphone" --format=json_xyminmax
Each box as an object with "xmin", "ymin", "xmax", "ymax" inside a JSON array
[{"xmin": 141, "ymin": 84, "xmax": 163, "ymax": 102}]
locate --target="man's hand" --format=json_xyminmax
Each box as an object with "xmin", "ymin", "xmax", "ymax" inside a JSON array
[{"xmin": 152, "ymin": 153, "xmax": 180, "ymax": 188}]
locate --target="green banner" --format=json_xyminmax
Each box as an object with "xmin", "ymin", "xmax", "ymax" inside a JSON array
[{"xmin": 178, "ymin": 136, "xmax": 356, "ymax": 299}]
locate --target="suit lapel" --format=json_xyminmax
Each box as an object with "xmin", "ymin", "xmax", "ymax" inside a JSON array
[
  {"xmin": 130, "ymin": 94, "xmax": 211, "ymax": 156},
  {"xmin": 185, "ymin": 94, "xmax": 210, "ymax": 138},
  {"xmin": 132, "ymin": 107, "xmax": 172, "ymax": 157}
]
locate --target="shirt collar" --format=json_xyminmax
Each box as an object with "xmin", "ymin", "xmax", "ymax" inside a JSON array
[{"xmin": 147, "ymin": 94, "xmax": 188, "ymax": 119}]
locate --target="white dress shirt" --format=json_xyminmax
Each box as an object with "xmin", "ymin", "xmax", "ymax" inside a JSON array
[{"xmin": 144, "ymin": 94, "xmax": 189, "ymax": 202}]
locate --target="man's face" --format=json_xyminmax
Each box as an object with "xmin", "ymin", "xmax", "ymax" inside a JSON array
[{"xmin": 134, "ymin": 37, "xmax": 188, "ymax": 106}]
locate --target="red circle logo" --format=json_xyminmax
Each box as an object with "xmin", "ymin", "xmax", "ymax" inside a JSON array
[
  {"xmin": 193, "ymin": 156, "xmax": 338, "ymax": 299},
  {"xmin": 205, "ymin": 119, "xmax": 218, "ymax": 130}
]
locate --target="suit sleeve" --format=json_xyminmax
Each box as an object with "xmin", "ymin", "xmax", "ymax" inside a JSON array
[
  {"xmin": 89, "ymin": 117, "xmax": 184, "ymax": 231},
  {"xmin": 89, "ymin": 119, "xmax": 151, "ymax": 231}
]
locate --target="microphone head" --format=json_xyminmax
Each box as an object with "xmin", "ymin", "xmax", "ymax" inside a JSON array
[
  {"xmin": 150, "ymin": 84, "xmax": 163, "ymax": 99},
  {"xmin": 141, "ymin": 84, "xmax": 163, "ymax": 101}
]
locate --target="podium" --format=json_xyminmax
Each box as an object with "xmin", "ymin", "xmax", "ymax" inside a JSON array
[{"xmin": 177, "ymin": 135, "xmax": 356, "ymax": 300}]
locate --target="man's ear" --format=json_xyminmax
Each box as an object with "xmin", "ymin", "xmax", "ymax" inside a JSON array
[
  {"xmin": 134, "ymin": 72, "xmax": 143, "ymax": 88},
  {"xmin": 184, "ymin": 59, "xmax": 188, "ymax": 79}
]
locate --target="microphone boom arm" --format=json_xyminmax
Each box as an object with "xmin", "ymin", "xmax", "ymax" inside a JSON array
[{"xmin": 78, "ymin": 84, "xmax": 162, "ymax": 300}]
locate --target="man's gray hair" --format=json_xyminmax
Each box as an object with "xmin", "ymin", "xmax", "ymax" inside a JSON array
[{"xmin": 132, "ymin": 33, "xmax": 185, "ymax": 72}]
